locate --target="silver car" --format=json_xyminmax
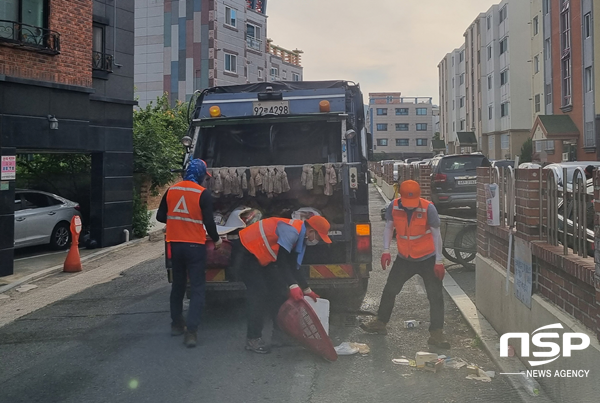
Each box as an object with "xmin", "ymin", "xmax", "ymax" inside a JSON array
[{"xmin": 14, "ymin": 190, "xmax": 81, "ymax": 250}]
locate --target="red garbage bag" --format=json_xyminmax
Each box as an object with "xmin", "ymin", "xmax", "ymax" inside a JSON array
[
  {"xmin": 277, "ymin": 298, "xmax": 338, "ymax": 362},
  {"xmin": 205, "ymin": 239, "xmax": 232, "ymax": 268}
]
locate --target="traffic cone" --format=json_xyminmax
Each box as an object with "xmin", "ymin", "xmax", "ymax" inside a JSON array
[{"xmin": 64, "ymin": 216, "xmax": 82, "ymax": 273}]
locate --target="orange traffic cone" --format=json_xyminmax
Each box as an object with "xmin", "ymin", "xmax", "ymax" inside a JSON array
[{"xmin": 64, "ymin": 215, "xmax": 83, "ymax": 273}]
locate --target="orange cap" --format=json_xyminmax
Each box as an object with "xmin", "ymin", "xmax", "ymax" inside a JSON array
[
  {"xmin": 399, "ymin": 180, "xmax": 421, "ymax": 208},
  {"xmin": 306, "ymin": 215, "xmax": 332, "ymax": 244}
]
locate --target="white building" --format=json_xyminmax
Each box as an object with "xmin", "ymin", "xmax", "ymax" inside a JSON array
[{"xmin": 438, "ymin": 45, "xmax": 467, "ymax": 154}]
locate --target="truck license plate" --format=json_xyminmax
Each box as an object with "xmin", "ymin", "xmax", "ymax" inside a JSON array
[
  {"xmin": 253, "ymin": 101, "xmax": 289, "ymax": 116},
  {"xmin": 457, "ymin": 180, "xmax": 476, "ymax": 185}
]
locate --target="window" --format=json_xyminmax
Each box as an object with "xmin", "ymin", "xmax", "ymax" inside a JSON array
[
  {"xmin": 545, "ymin": 140, "xmax": 555, "ymax": 151},
  {"xmin": 452, "ymin": 77, "xmax": 454, "ymax": 88},
  {"xmin": 21, "ymin": 192, "xmax": 54, "ymax": 209},
  {"xmin": 459, "ymin": 51, "xmax": 464, "ymax": 62},
  {"xmin": 376, "ymin": 124, "xmax": 388, "ymax": 131},
  {"xmin": 535, "ymin": 141, "xmax": 543, "ymax": 153},
  {"xmin": 584, "ymin": 13, "xmax": 591, "ymax": 39},
  {"xmin": 459, "ymin": 74, "xmax": 464, "ymax": 85},
  {"xmin": 282, "ymin": 71, "xmax": 287, "ymax": 80},
  {"xmin": 396, "ymin": 123, "xmax": 409, "ymax": 131},
  {"xmin": 258, "ymin": 69, "xmax": 263, "ymax": 79},
  {"xmin": 534, "ymin": 55, "xmax": 539, "ymax": 74},
  {"xmin": 92, "ymin": 23, "xmax": 112, "ymax": 72},
  {"xmin": 560, "ymin": 1, "xmax": 571, "ymax": 107},
  {"xmin": 459, "ymin": 97, "xmax": 465, "ymax": 108},
  {"xmin": 225, "ymin": 7, "xmax": 237, "ymax": 27},
  {"xmin": 499, "ymin": 5, "xmax": 507, "ymax": 23},
  {"xmin": 416, "ymin": 123, "xmax": 428, "ymax": 131},
  {"xmin": 501, "ymin": 134, "xmax": 509, "ymax": 150},
  {"xmin": 545, "ymin": 39, "xmax": 551, "ymax": 60},
  {"xmin": 488, "ymin": 75, "xmax": 492, "ymax": 89},
  {"xmin": 376, "ymin": 108, "xmax": 388, "ymax": 116},
  {"xmin": 225, "ymin": 53, "xmax": 237, "ymax": 73},
  {"xmin": 562, "ymin": 58, "xmax": 572, "ymax": 106},
  {"xmin": 376, "ymin": 139, "xmax": 388, "ymax": 146},
  {"xmin": 500, "ymin": 102, "xmax": 509, "ymax": 117},
  {"xmin": 585, "ymin": 67, "xmax": 593, "ymax": 92},
  {"xmin": 533, "ymin": 16, "xmax": 539, "ymax": 36},
  {"xmin": 246, "ymin": 23, "xmax": 261, "ymax": 51},
  {"xmin": 416, "ymin": 108, "xmax": 427, "ymax": 115},
  {"xmin": 416, "ymin": 139, "xmax": 428, "ymax": 147},
  {"xmin": 543, "ymin": 0, "xmax": 549, "ymax": 15},
  {"xmin": 0, "ymin": 0, "xmax": 49, "ymax": 43},
  {"xmin": 396, "ymin": 139, "xmax": 409, "ymax": 146},
  {"xmin": 460, "ymin": 120, "xmax": 465, "ymax": 131},
  {"xmin": 500, "ymin": 70, "xmax": 509, "ymax": 85},
  {"xmin": 499, "ymin": 37, "xmax": 508, "ymax": 54},
  {"xmin": 487, "ymin": 45, "xmax": 492, "ymax": 60},
  {"xmin": 386, "ymin": 96, "xmax": 394, "ymax": 103},
  {"xmin": 487, "ymin": 15, "xmax": 492, "ymax": 30},
  {"xmin": 452, "ymin": 100, "xmax": 455, "ymax": 110},
  {"xmin": 488, "ymin": 105, "xmax": 493, "ymax": 120},
  {"xmin": 545, "ymin": 83, "xmax": 552, "ymax": 105},
  {"xmin": 292, "ymin": 73, "xmax": 300, "ymax": 81},
  {"xmin": 535, "ymin": 94, "xmax": 541, "ymax": 112},
  {"xmin": 270, "ymin": 67, "xmax": 278, "ymax": 80},
  {"xmin": 396, "ymin": 108, "xmax": 408, "ymax": 115}
]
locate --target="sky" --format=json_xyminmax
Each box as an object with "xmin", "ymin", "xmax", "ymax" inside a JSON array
[{"xmin": 267, "ymin": 0, "xmax": 498, "ymax": 105}]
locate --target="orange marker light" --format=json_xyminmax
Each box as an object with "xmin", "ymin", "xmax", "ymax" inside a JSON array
[
  {"xmin": 356, "ymin": 224, "xmax": 371, "ymax": 236},
  {"xmin": 209, "ymin": 106, "xmax": 221, "ymax": 117},
  {"xmin": 319, "ymin": 100, "xmax": 331, "ymax": 112}
]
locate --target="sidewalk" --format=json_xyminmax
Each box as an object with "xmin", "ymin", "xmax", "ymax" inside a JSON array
[{"xmin": 0, "ymin": 218, "xmax": 165, "ymax": 294}]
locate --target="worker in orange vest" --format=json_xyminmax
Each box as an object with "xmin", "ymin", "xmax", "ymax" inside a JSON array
[
  {"xmin": 238, "ymin": 215, "xmax": 332, "ymax": 354},
  {"xmin": 361, "ymin": 180, "xmax": 450, "ymax": 349},
  {"xmin": 157, "ymin": 159, "xmax": 221, "ymax": 348}
]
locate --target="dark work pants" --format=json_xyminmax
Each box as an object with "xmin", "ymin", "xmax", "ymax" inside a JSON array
[
  {"xmin": 377, "ymin": 256, "xmax": 444, "ymax": 331},
  {"xmin": 170, "ymin": 242, "xmax": 206, "ymax": 333},
  {"xmin": 241, "ymin": 249, "xmax": 289, "ymax": 339}
]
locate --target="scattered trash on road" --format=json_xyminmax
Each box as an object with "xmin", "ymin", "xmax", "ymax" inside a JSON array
[
  {"xmin": 465, "ymin": 365, "xmax": 492, "ymax": 382},
  {"xmin": 334, "ymin": 342, "xmax": 370, "ymax": 356},
  {"xmin": 392, "ymin": 358, "xmax": 410, "ymax": 365},
  {"xmin": 423, "ymin": 359, "xmax": 444, "ymax": 373},
  {"xmin": 415, "ymin": 352, "xmax": 438, "ymax": 368},
  {"xmin": 15, "ymin": 284, "xmax": 38, "ymax": 293},
  {"xmin": 403, "ymin": 320, "xmax": 421, "ymax": 329},
  {"xmin": 485, "ymin": 371, "xmax": 496, "ymax": 378},
  {"xmin": 0, "ymin": 294, "xmax": 10, "ymax": 300},
  {"xmin": 444, "ymin": 357, "xmax": 468, "ymax": 369}
]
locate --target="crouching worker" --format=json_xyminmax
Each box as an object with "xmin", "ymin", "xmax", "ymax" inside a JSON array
[
  {"xmin": 157, "ymin": 159, "xmax": 221, "ymax": 348},
  {"xmin": 360, "ymin": 180, "xmax": 450, "ymax": 349},
  {"xmin": 239, "ymin": 215, "xmax": 332, "ymax": 354}
]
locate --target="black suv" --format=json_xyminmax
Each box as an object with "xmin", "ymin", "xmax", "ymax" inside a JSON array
[{"xmin": 430, "ymin": 154, "xmax": 491, "ymax": 212}]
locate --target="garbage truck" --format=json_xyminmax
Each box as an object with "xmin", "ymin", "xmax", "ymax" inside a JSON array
[{"xmin": 168, "ymin": 81, "xmax": 372, "ymax": 307}]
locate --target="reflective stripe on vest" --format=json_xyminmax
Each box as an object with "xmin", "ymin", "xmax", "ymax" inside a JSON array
[
  {"xmin": 240, "ymin": 217, "xmax": 304, "ymax": 266},
  {"xmin": 165, "ymin": 180, "xmax": 207, "ymax": 244},
  {"xmin": 392, "ymin": 198, "xmax": 435, "ymax": 259}
]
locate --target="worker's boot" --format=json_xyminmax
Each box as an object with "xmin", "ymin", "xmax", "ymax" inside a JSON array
[
  {"xmin": 428, "ymin": 329, "xmax": 451, "ymax": 349},
  {"xmin": 171, "ymin": 316, "xmax": 186, "ymax": 337},
  {"xmin": 360, "ymin": 318, "xmax": 388, "ymax": 335},
  {"xmin": 271, "ymin": 328, "xmax": 295, "ymax": 348},
  {"xmin": 183, "ymin": 331, "xmax": 197, "ymax": 348},
  {"xmin": 245, "ymin": 337, "xmax": 270, "ymax": 354}
]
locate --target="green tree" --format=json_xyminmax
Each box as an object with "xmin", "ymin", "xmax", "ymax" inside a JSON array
[
  {"xmin": 519, "ymin": 138, "xmax": 533, "ymax": 163},
  {"xmin": 133, "ymin": 93, "xmax": 189, "ymax": 191}
]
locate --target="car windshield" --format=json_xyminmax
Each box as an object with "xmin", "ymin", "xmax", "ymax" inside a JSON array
[{"xmin": 439, "ymin": 156, "xmax": 487, "ymax": 173}]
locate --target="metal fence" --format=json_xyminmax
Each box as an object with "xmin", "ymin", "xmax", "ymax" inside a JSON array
[{"xmin": 491, "ymin": 166, "xmax": 516, "ymax": 228}]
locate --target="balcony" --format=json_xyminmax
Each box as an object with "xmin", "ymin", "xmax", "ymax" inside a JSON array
[
  {"xmin": 246, "ymin": 36, "xmax": 262, "ymax": 52},
  {"xmin": 92, "ymin": 51, "xmax": 113, "ymax": 73},
  {"xmin": 0, "ymin": 19, "xmax": 60, "ymax": 55}
]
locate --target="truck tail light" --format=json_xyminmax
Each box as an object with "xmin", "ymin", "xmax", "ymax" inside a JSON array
[
  {"xmin": 356, "ymin": 224, "xmax": 371, "ymax": 236},
  {"xmin": 356, "ymin": 236, "xmax": 371, "ymax": 253},
  {"xmin": 434, "ymin": 173, "xmax": 447, "ymax": 183}
]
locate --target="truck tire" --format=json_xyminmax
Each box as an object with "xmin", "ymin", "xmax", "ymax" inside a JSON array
[{"xmin": 322, "ymin": 278, "xmax": 369, "ymax": 312}]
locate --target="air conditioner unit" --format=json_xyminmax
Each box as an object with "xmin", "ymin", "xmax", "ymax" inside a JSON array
[{"xmin": 562, "ymin": 152, "xmax": 569, "ymax": 162}]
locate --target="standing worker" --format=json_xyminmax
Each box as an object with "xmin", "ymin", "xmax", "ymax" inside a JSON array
[
  {"xmin": 360, "ymin": 180, "xmax": 450, "ymax": 349},
  {"xmin": 239, "ymin": 215, "xmax": 332, "ymax": 354},
  {"xmin": 157, "ymin": 159, "xmax": 221, "ymax": 348}
]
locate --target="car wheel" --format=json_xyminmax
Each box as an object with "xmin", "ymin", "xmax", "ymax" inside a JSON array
[{"xmin": 50, "ymin": 222, "xmax": 71, "ymax": 250}]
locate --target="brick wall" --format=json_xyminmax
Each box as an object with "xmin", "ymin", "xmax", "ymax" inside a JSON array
[
  {"xmin": 477, "ymin": 167, "xmax": 600, "ymax": 340},
  {"xmin": 0, "ymin": 0, "xmax": 92, "ymax": 88}
]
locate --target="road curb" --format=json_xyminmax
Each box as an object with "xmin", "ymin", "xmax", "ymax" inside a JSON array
[
  {"xmin": 370, "ymin": 182, "xmax": 548, "ymax": 402},
  {"xmin": 0, "ymin": 228, "xmax": 164, "ymax": 295}
]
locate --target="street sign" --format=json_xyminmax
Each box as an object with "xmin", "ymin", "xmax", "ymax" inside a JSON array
[{"xmin": 1, "ymin": 156, "xmax": 16, "ymax": 180}]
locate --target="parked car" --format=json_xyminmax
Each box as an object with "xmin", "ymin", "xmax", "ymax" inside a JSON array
[
  {"xmin": 518, "ymin": 162, "xmax": 541, "ymax": 169},
  {"xmin": 430, "ymin": 154, "xmax": 491, "ymax": 212},
  {"xmin": 491, "ymin": 160, "xmax": 515, "ymax": 169},
  {"xmin": 544, "ymin": 161, "xmax": 600, "ymax": 186},
  {"xmin": 14, "ymin": 190, "xmax": 81, "ymax": 250}
]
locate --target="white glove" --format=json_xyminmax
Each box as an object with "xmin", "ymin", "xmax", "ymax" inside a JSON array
[{"xmin": 213, "ymin": 237, "xmax": 223, "ymax": 249}]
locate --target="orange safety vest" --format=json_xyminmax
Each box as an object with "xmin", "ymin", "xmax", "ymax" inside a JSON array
[
  {"xmin": 239, "ymin": 217, "xmax": 304, "ymax": 266},
  {"xmin": 165, "ymin": 180, "xmax": 207, "ymax": 244},
  {"xmin": 392, "ymin": 198, "xmax": 435, "ymax": 259}
]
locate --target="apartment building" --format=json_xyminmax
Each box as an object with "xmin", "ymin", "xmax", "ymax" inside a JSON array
[
  {"xmin": 369, "ymin": 93, "xmax": 435, "ymax": 160},
  {"xmin": 134, "ymin": 0, "xmax": 303, "ymax": 107},
  {"xmin": 438, "ymin": 45, "xmax": 467, "ymax": 154},
  {"xmin": 0, "ymin": 0, "xmax": 136, "ymax": 275},
  {"xmin": 463, "ymin": 13, "xmax": 486, "ymax": 152}
]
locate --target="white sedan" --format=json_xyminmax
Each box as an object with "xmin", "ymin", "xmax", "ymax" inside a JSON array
[{"xmin": 14, "ymin": 190, "xmax": 81, "ymax": 250}]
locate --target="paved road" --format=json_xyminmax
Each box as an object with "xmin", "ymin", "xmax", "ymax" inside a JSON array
[{"xmin": 0, "ymin": 185, "xmax": 522, "ymax": 403}]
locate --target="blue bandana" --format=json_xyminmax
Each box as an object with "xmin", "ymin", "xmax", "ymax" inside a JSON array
[{"xmin": 184, "ymin": 159, "xmax": 207, "ymax": 184}]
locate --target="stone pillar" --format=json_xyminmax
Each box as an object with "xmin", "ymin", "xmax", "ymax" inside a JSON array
[
  {"xmin": 0, "ymin": 147, "xmax": 16, "ymax": 276},
  {"xmin": 515, "ymin": 168, "xmax": 542, "ymax": 241}
]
